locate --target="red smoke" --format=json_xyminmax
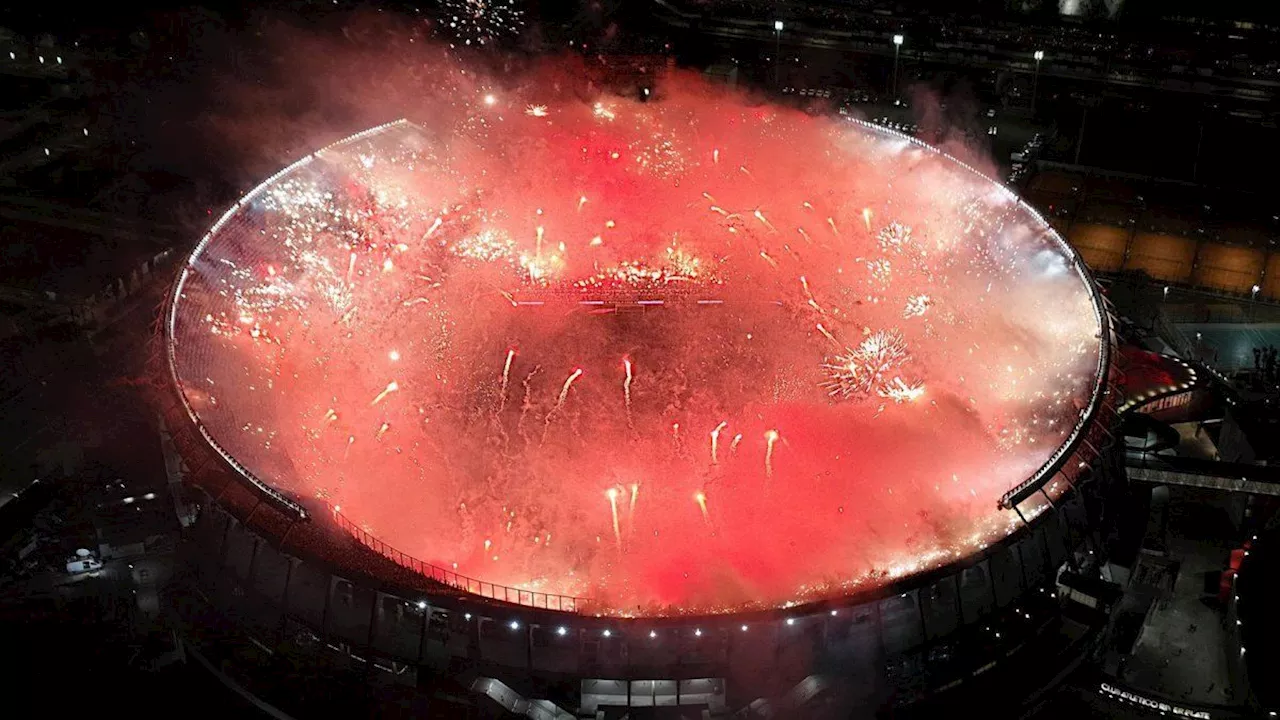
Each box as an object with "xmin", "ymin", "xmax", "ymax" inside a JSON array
[{"xmin": 171, "ymin": 28, "xmax": 1101, "ymax": 615}]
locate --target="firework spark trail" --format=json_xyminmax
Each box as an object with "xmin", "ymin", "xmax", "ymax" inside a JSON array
[
  {"xmin": 424, "ymin": 217, "xmax": 442, "ymax": 239},
  {"xmin": 694, "ymin": 491, "xmax": 710, "ymax": 525},
  {"xmin": 498, "ymin": 349, "xmax": 515, "ymax": 412},
  {"xmin": 730, "ymin": 433, "xmax": 743, "ymax": 453},
  {"xmin": 606, "ymin": 487, "xmax": 621, "ymax": 548},
  {"xmin": 710, "ymin": 421, "xmax": 728, "ymax": 464},
  {"xmin": 800, "ymin": 275, "xmax": 824, "ymax": 313},
  {"xmin": 343, "ymin": 434, "xmax": 355, "ymax": 461},
  {"xmin": 622, "ymin": 357, "xmax": 634, "ymax": 427},
  {"xmin": 516, "ymin": 366, "xmax": 541, "ymax": 437},
  {"xmin": 554, "ymin": 369, "xmax": 582, "ymax": 412},
  {"xmin": 542, "ymin": 368, "xmax": 582, "ymax": 443},
  {"xmin": 754, "ymin": 209, "xmax": 776, "ymax": 233},
  {"xmin": 629, "ymin": 482, "xmax": 639, "ymax": 516},
  {"xmin": 863, "ymin": 208, "xmax": 873, "ymax": 231},
  {"xmin": 827, "ymin": 217, "xmax": 839, "ymax": 235},
  {"xmin": 816, "ymin": 323, "xmax": 839, "ymax": 345},
  {"xmin": 371, "ymin": 381, "xmax": 399, "ymax": 406},
  {"xmin": 765, "ymin": 429, "xmax": 780, "ymax": 479}
]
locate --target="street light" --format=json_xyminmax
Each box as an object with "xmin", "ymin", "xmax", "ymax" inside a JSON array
[
  {"xmin": 891, "ymin": 34, "xmax": 904, "ymax": 99},
  {"xmin": 774, "ymin": 21, "xmax": 784, "ymax": 87},
  {"xmin": 1032, "ymin": 50, "xmax": 1045, "ymax": 114}
]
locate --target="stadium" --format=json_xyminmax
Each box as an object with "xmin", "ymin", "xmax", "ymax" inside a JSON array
[{"xmin": 160, "ymin": 87, "xmax": 1123, "ymax": 717}]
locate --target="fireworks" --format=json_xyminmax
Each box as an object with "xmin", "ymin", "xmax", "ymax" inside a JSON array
[
  {"xmin": 822, "ymin": 330, "xmax": 912, "ymax": 400},
  {"xmin": 622, "ymin": 357, "xmax": 634, "ymax": 427},
  {"xmin": 764, "ymin": 430, "xmax": 781, "ymax": 478},
  {"xmin": 371, "ymin": 380, "xmax": 399, "ymax": 406},
  {"xmin": 171, "ymin": 68, "xmax": 1104, "ymax": 616},
  {"xmin": 498, "ymin": 349, "xmax": 515, "ymax": 411},
  {"xmin": 710, "ymin": 421, "xmax": 728, "ymax": 464},
  {"xmin": 607, "ymin": 487, "xmax": 621, "ymax": 548},
  {"xmin": 876, "ymin": 222, "xmax": 913, "ymax": 253},
  {"xmin": 543, "ymin": 368, "xmax": 582, "ymax": 442},
  {"xmin": 694, "ymin": 491, "xmax": 710, "ymax": 524},
  {"xmin": 438, "ymin": 0, "xmax": 524, "ymax": 47},
  {"xmin": 878, "ymin": 377, "xmax": 926, "ymax": 403},
  {"xmin": 903, "ymin": 294, "xmax": 931, "ymax": 319}
]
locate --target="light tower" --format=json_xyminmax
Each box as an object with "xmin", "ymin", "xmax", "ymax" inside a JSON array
[
  {"xmin": 1032, "ymin": 50, "xmax": 1045, "ymax": 113},
  {"xmin": 892, "ymin": 34, "xmax": 904, "ymax": 99},
  {"xmin": 774, "ymin": 20, "xmax": 784, "ymax": 87}
]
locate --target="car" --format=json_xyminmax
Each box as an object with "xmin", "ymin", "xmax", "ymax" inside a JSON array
[{"xmin": 66, "ymin": 557, "xmax": 104, "ymax": 575}]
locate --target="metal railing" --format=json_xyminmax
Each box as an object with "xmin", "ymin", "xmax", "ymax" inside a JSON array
[{"xmin": 328, "ymin": 505, "xmax": 584, "ymax": 613}]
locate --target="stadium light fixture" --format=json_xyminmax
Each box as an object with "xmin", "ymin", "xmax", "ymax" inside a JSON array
[
  {"xmin": 1032, "ymin": 51, "xmax": 1045, "ymax": 112},
  {"xmin": 773, "ymin": 21, "xmax": 784, "ymax": 86},
  {"xmin": 891, "ymin": 36, "xmax": 904, "ymax": 98}
]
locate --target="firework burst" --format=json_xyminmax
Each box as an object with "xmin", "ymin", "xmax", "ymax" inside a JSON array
[
  {"xmin": 438, "ymin": 0, "xmax": 525, "ymax": 47},
  {"xmin": 822, "ymin": 330, "xmax": 912, "ymax": 400}
]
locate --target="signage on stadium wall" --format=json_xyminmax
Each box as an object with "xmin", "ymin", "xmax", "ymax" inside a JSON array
[
  {"xmin": 1098, "ymin": 683, "xmax": 1211, "ymax": 719},
  {"xmin": 1136, "ymin": 391, "xmax": 1192, "ymax": 414}
]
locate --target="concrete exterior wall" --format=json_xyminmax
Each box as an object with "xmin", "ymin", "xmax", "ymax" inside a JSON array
[{"xmin": 178, "ymin": 465, "xmax": 1096, "ymax": 715}]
